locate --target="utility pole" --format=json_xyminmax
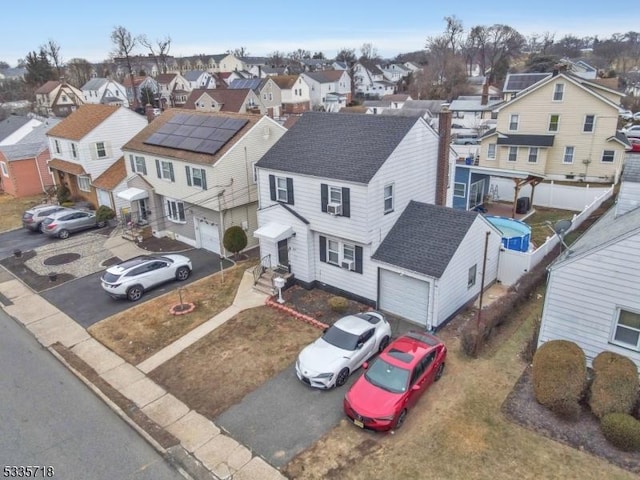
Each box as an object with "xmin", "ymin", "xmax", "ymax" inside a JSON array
[{"xmin": 475, "ymin": 231, "xmax": 491, "ymax": 355}]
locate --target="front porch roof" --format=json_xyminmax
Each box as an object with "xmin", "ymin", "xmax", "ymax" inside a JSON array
[
  {"xmin": 117, "ymin": 187, "xmax": 149, "ymax": 201},
  {"xmin": 48, "ymin": 158, "xmax": 87, "ymax": 175},
  {"xmin": 496, "ymin": 134, "xmax": 555, "ymax": 147},
  {"xmin": 254, "ymin": 222, "xmax": 294, "ymax": 242}
]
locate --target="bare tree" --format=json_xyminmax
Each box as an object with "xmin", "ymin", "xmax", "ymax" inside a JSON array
[
  {"xmin": 359, "ymin": 43, "xmax": 379, "ymax": 61},
  {"xmin": 227, "ymin": 47, "xmax": 249, "ymax": 58},
  {"xmin": 139, "ymin": 34, "xmax": 171, "ymax": 74},
  {"xmin": 42, "ymin": 39, "xmax": 63, "ymax": 80},
  {"xmin": 111, "ymin": 26, "xmax": 138, "ymax": 106},
  {"xmin": 65, "ymin": 58, "xmax": 93, "ymax": 88},
  {"xmin": 443, "ymin": 15, "xmax": 464, "ymax": 55},
  {"xmin": 266, "ymin": 51, "xmax": 286, "ymax": 66},
  {"xmin": 288, "ymin": 49, "xmax": 311, "ymax": 63},
  {"xmin": 336, "ymin": 48, "xmax": 357, "ymax": 65}
]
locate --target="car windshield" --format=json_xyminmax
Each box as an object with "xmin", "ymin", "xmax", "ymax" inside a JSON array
[
  {"xmin": 364, "ymin": 357, "xmax": 410, "ymax": 394},
  {"xmin": 322, "ymin": 325, "xmax": 359, "ymax": 351}
]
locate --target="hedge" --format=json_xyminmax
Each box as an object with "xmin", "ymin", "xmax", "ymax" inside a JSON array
[
  {"xmin": 589, "ymin": 351, "xmax": 639, "ymax": 419},
  {"xmin": 532, "ymin": 340, "xmax": 587, "ymax": 420},
  {"xmin": 601, "ymin": 413, "xmax": 640, "ymax": 452}
]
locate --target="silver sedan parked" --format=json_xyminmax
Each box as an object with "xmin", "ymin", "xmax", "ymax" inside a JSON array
[{"xmin": 41, "ymin": 208, "xmax": 106, "ymax": 239}]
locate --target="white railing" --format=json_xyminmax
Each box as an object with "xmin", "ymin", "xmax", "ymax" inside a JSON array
[{"xmin": 497, "ymin": 186, "xmax": 614, "ymax": 286}]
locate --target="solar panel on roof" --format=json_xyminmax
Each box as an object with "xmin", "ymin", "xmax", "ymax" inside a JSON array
[
  {"xmin": 145, "ymin": 133, "xmax": 167, "ymax": 144},
  {"xmin": 201, "ymin": 116, "xmax": 226, "ymax": 128},
  {"xmin": 191, "ymin": 126, "xmax": 212, "ymax": 139},
  {"xmin": 184, "ymin": 114, "xmax": 207, "ymax": 126},
  {"xmin": 178, "ymin": 137, "xmax": 204, "ymax": 151},
  {"xmin": 161, "ymin": 136, "xmax": 183, "ymax": 148},
  {"xmin": 197, "ymin": 140, "xmax": 225, "ymax": 155},
  {"xmin": 174, "ymin": 124, "xmax": 196, "ymax": 137},
  {"xmin": 156, "ymin": 123, "xmax": 176, "ymax": 135},
  {"xmin": 170, "ymin": 114, "xmax": 190, "ymax": 124}
]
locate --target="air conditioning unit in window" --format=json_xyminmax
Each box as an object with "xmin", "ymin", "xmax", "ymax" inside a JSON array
[
  {"xmin": 327, "ymin": 203, "xmax": 342, "ymax": 216},
  {"xmin": 341, "ymin": 259, "xmax": 354, "ymax": 271}
]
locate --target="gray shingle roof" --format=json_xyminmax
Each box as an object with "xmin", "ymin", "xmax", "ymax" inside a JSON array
[
  {"xmin": 0, "ymin": 115, "xmax": 32, "ymax": 142},
  {"xmin": 497, "ymin": 134, "xmax": 555, "ymax": 147},
  {"xmin": 0, "ymin": 118, "xmax": 60, "ymax": 160},
  {"xmin": 372, "ymin": 201, "xmax": 479, "ymax": 278},
  {"xmin": 183, "ymin": 70, "xmax": 207, "ymax": 81},
  {"xmin": 81, "ymin": 78, "xmax": 108, "ymax": 90},
  {"xmin": 256, "ymin": 112, "xmax": 421, "ymax": 183},
  {"xmin": 623, "ymin": 156, "xmax": 640, "ymax": 183}
]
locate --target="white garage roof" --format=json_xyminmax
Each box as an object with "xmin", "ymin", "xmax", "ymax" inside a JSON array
[
  {"xmin": 253, "ymin": 222, "xmax": 293, "ymax": 242},
  {"xmin": 117, "ymin": 187, "xmax": 149, "ymax": 201}
]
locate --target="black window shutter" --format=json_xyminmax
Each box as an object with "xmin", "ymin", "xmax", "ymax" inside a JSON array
[
  {"xmin": 286, "ymin": 177, "xmax": 294, "ymax": 205},
  {"xmin": 141, "ymin": 159, "xmax": 147, "ymax": 175},
  {"xmin": 201, "ymin": 169, "xmax": 207, "ymax": 190},
  {"xmin": 155, "ymin": 159, "xmax": 161, "ymax": 178},
  {"xmin": 355, "ymin": 246, "xmax": 363, "ymax": 274},
  {"xmin": 342, "ymin": 187, "xmax": 350, "ymax": 217},
  {"xmin": 269, "ymin": 174, "xmax": 276, "ymax": 201},
  {"xmin": 169, "ymin": 162, "xmax": 175, "ymax": 182},
  {"xmin": 321, "ymin": 184, "xmax": 328, "ymax": 212},
  {"xmin": 185, "ymin": 166, "xmax": 192, "ymax": 186},
  {"xmin": 129, "ymin": 155, "xmax": 135, "ymax": 172},
  {"xmin": 319, "ymin": 236, "xmax": 326, "ymax": 263}
]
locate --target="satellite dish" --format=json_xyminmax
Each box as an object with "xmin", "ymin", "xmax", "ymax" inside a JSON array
[{"xmin": 552, "ymin": 219, "xmax": 573, "ymax": 235}]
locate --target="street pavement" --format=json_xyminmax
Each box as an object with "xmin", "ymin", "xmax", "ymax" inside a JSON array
[{"xmin": 0, "ymin": 228, "xmax": 60, "ymax": 259}]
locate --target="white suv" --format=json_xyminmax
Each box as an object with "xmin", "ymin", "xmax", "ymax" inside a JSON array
[
  {"xmin": 100, "ymin": 254, "xmax": 193, "ymax": 301},
  {"xmin": 622, "ymin": 125, "xmax": 640, "ymax": 139}
]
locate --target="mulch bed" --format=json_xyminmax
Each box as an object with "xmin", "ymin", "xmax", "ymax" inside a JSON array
[
  {"xmin": 137, "ymin": 236, "xmax": 192, "ymax": 253},
  {"xmin": 0, "ymin": 250, "xmax": 74, "ymax": 292},
  {"xmin": 502, "ymin": 366, "xmax": 640, "ymax": 474}
]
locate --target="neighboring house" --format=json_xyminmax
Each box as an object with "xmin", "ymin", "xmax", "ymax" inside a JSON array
[
  {"xmin": 183, "ymin": 70, "xmax": 214, "ymax": 90},
  {"xmin": 538, "ymin": 157, "xmax": 640, "ymax": 369},
  {"xmin": 0, "ymin": 119, "xmax": 60, "ymax": 197},
  {"xmin": 353, "ymin": 61, "xmax": 396, "ymax": 98},
  {"xmin": 271, "ymin": 75, "xmax": 311, "ymax": 115},
  {"xmin": 0, "ymin": 67, "xmax": 27, "ymax": 82},
  {"xmin": 0, "ymin": 115, "xmax": 43, "ymax": 146},
  {"xmin": 479, "ymin": 71, "xmax": 629, "ymax": 183},
  {"xmin": 254, "ymin": 112, "xmax": 458, "ymax": 321},
  {"xmin": 381, "ymin": 63, "xmax": 412, "ymax": 83},
  {"xmin": 251, "ymin": 66, "xmax": 288, "ymax": 78},
  {"xmin": 502, "ymin": 73, "xmax": 552, "ymax": 101},
  {"xmin": 46, "ymin": 105, "xmax": 148, "ymax": 209},
  {"xmin": 448, "ymin": 94, "xmax": 503, "ymax": 131},
  {"xmin": 371, "ymin": 201, "xmax": 502, "ymax": 329},
  {"xmin": 81, "ymin": 78, "xmax": 129, "ymax": 107},
  {"xmin": 300, "ymin": 70, "xmax": 352, "ymax": 111},
  {"xmin": 34, "ymin": 81, "xmax": 84, "ymax": 117},
  {"xmin": 120, "ymin": 109, "xmax": 287, "ymax": 254},
  {"xmin": 91, "ymin": 156, "xmax": 131, "ymax": 214},
  {"xmin": 382, "ymin": 94, "xmax": 412, "ymax": 109},
  {"xmin": 182, "ymin": 88, "xmax": 264, "ymax": 114},
  {"xmin": 258, "ymin": 77, "xmax": 283, "ymax": 118},
  {"xmin": 156, "ymin": 73, "xmax": 191, "ymax": 107},
  {"xmin": 122, "ymin": 76, "xmax": 160, "ymax": 108},
  {"xmin": 228, "ymin": 78, "xmax": 262, "ymax": 92},
  {"xmin": 381, "ymin": 99, "xmax": 446, "ymax": 127}
]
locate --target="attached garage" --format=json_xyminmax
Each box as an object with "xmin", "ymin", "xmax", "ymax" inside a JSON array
[
  {"xmin": 197, "ymin": 220, "xmax": 221, "ymax": 254},
  {"xmin": 379, "ymin": 269, "xmax": 430, "ymax": 326}
]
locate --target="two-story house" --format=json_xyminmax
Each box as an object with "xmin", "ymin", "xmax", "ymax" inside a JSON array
[
  {"xmin": 254, "ymin": 112, "xmax": 486, "ymax": 329},
  {"xmin": 34, "ymin": 81, "xmax": 84, "ymax": 117},
  {"xmin": 46, "ymin": 105, "xmax": 148, "ymax": 208},
  {"xmin": 122, "ymin": 76, "xmax": 160, "ymax": 108},
  {"xmin": 258, "ymin": 77, "xmax": 283, "ymax": 118},
  {"xmin": 300, "ymin": 70, "xmax": 352, "ymax": 112},
  {"xmin": 120, "ymin": 109, "xmax": 287, "ymax": 254},
  {"xmin": 156, "ymin": 73, "xmax": 191, "ymax": 107},
  {"xmin": 183, "ymin": 88, "xmax": 264, "ymax": 115},
  {"xmin": 81, "ymin": 78, "xmax": 129, "ymax": 107},
  {"xmin": 353, "ymin": 61, "xmax": 395, "ymax": 98},
  {"xmin": 479, "ymin": 71, "xmax": 629, "ymax": 183},
  {"xmin": 270, "ymin": 75, "xmax": 311, "ymax": 115}
]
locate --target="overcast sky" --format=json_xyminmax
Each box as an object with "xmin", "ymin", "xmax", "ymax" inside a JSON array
[{"xmin": 1, "ymin": 1, "xmax": 634, "ymax": 66}]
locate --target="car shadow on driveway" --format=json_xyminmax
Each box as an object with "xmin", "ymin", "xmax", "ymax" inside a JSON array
[{"xmin": 215, "ymin": 363, "xmax": 364, "ymax": 468}]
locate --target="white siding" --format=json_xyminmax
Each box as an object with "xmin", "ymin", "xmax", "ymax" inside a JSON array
[
  {"xmin": 379, "ymin": 269, "xmax": 431, "ymax": 326},
  {"xmin": 538, "ymin": 233, "xmax": 640, "ymax": 369},
  {"xmin": 436, "ymin": 217, "xmax": 502, "ymax": 327}
]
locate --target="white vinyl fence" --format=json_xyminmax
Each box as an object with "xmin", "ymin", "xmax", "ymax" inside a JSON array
[
  {"xmin": 489, "ymin": 177, "xmax": 614, "ymax": 212},
  {"xmin": 496, "ymin": 185, "xmax": 614, "ymax": 286}
]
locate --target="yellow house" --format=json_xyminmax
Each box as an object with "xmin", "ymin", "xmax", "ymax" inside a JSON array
[{"xmin": 479, "ymin": 72, "xmax": 629, "ymax": 183}]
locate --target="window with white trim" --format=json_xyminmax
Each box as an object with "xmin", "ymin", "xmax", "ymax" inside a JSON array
[
  {"xmin": 160, "ymin": 161, "xmax": 173, "ymax": 181},
  {"xmin": 468, "ymin": 264, "xmax": 477, "ymax": 288},
  {"xmin": 583, "ymin": 115, "xmax": 595, "ymax": 133},
  {"xmin": 487, "ymin": 143, "xmax": 496, "ymax": 159},
  {"xmin": 191, "ymin": 167, "xmax": 205, "ymax": 188},
  {"xmin": 383, "ymin": 183, "xmax": 394, "ymax": 213},
  {"xmin": 343, "ymin": 244, "xmax": 355, "ymax": 262},
  {"xmin": 131, "ymin": 155, "xmax": 146, "ymax": 174},
  {"xmin": 0, "ymin": 161, "xmax": 8, "ymax": 177},
  {"xmin": 78, "ymin": 175, "xmax": 91, "ymax": 192},
  {"xmin": 528, "ymin": 147, "xmax": 539, "ymax": 163},
  {"xmin": 166, "ymin": 198, "xmax": 186, "ymax": 223},
  {"xmin": 276, "ymin": 176, "xmax": 288, "ymax": 202},
  {"xmin": 71, "ymin": 143, "xmax": 78, "ymax": 159},
  {"xmin": 327, "ymin": 239, "xmax": 340, "ymax": 265},
  {"xmin": 509, "ymin": 114, "xmax": 519, "ymax": 131},
  {"xmin": 508, "ymin": 146, "xmax": 518, "ymax": 162},
  {"xmin": 329, "ymin": 186, "xmax": 342, "ymax": 205},
  {"xmin": 563, "ymin": 146, "xmax": 575, "ymax": 164},
  {"xmin": 454, "ymin": 183, "xmax": 466, "ymax": 197},
  {"xmin": 601, "ymin": 150, "xmax": 615, "ymax": 163},
  {"xmin": 54, "ymin": 139, "xmax": 61, "ymax": 154},
  {"xmin": 252, "ymin": 162, "xmax": 257, "ymax": 183},
  {"xmin": 96, "ymin": 142, "xmax": 107, "ymax": 158},
  {"xmin": 548, "ymin": 114, "xmax": 559, "ymax": 132},
  {"xmin": 553, "ymin": 83, "xmax": 564, "ymax": 101},
  {"xmin": 611, "ymin": 308, "xmax": 640, "ymax": 351}
]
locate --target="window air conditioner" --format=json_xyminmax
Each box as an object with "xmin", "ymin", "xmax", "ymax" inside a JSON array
[
  {"xmin": 327, "ymin": 203, "xmax": 342, "ymax": 215},
  {"xmin": 341, "ymin": 259, "xmax": 354, "ymax": 270}
]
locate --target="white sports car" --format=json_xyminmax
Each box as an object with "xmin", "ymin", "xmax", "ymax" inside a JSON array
[{"xmin": 295, "ymin": 311, "xmax": 391, "ymax": 389}]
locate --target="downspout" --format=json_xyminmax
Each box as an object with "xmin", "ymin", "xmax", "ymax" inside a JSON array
[
  {"xmin": 33, "ymin": 150, "xmax": 47, "ymax": 193},
  {"xmin": 218, "ymin": 190, "xmax": 226, "ymax": 257}
]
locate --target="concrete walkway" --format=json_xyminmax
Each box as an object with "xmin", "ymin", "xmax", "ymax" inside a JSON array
[{"xmin": 0, "ymin": 232, "xmax": 284, "ymax": 480}]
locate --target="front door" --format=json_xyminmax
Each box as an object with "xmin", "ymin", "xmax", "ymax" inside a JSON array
[
  {"xmin": 277, "ymin": 239, "xmax": 289, "ymax": 268},
  {"xmin": 137, "ymin": 198, "xmax": 148, "ymax": 222}
]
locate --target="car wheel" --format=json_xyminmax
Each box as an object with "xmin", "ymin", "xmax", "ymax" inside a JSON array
[
  {"xmin": 126, "ymin": 285, "xmax": 144, "ymax": 302},
  {"xmin": 335, "ymin": 368, "xmax": 350, "ymax": 388},
  {"xmin": 96, "ymin": 221, "xmax": 106, "ymax": 228},
  {"xmin": 435, "ymin": 362, "xmax": 445, "ymax": 381},
  {"xmin": 58, "ymin": 229, "xmax": 70, "ymax": 239},
  {"xmin": 175, "ymin": 266, "xmax": 191, "ymax": 281},
  {"xmin": 378, "ymin": 335, "xmax": 390, "ymax": 353},
  {"xmin": 38, "ymin": 223, "xmax": 45, "ymax": 233},
  {"xmin": 394, "ymin": 409, "xmax": 407, "ymax": 430}
]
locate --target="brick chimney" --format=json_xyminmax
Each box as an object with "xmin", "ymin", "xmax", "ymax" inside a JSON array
[
  {"xmin": 481, "ymin": 80, "xmax": 489, "ymax": 106},
  {"xmin": 436, "ymin": 106, "xmax": 452, "ymax": 206},
  {"xmin": 145, "ymin": 104, "xmax": 155, "ymax": 123}
]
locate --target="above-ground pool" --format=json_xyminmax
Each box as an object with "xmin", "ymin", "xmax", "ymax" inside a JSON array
[{"xmin": 485, "ymin": 216, "xmax": 531, "ymax": 252}]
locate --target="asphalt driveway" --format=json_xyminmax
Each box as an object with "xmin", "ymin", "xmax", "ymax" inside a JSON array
[
  {"xmin": 0, "ymin": 228, "xmax": 60, "ymax": 259},
  {"xmin": 40, "ymin": 249, "xmax": 233, "ymax": 328},
  {"xmin": 215, "ymin": 363, "xmax": 362, "ymax": 468}
]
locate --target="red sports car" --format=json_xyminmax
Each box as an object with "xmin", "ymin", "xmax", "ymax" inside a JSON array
[{"xmin": 343, "ymin": 331, "xmax": 447, "ymax": 431}]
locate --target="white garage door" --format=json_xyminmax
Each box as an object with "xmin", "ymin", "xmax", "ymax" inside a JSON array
[
  {"xmin": 379, "ymin": 269, "xmax": 430, "ymax": 326},
  {"xmin": 198, "ymin": 221, "xmax": 220, "ymax": 254}
]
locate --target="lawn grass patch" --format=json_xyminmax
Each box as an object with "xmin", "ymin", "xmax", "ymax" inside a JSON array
[{"xmin": 0, "ymin": 193, "xmax": 47, "ymax": 232}]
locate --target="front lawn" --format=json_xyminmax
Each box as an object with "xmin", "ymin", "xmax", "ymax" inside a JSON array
[
  {"xmin": 524, "ymin": 206, "xmax": 576, "ymax": 247},
  {"xmin": 0, "ymin": 193, "xmax": 46, "ymax": 232}
]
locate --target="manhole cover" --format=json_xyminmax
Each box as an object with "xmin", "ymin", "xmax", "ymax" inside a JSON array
[{"xmin": 43, "ymin": 253, "xmax": 81, "ymax": 266}]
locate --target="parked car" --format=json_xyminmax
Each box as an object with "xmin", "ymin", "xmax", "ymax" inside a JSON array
[
  {"xmin": 41, "ymin": 208, "xmax": 106, "ymax": 238},
  {"xmin": 343, "ymin": 331, "xmax": 447, "ymax": 431},
  {"xmin": 619, "ymin": 109, "xmax": 633, "ymax": 121},
  {"xmin": 633, "ymin": 112, "xmax": 640, "ymax": 122},
  {"xmin": 22, "ymin": 204, "xmax": 70, "ymax": 232},
  {"xmin": 627, "ymin": 138, "xmax": 640, "ymax": 153},
  {"xmin": 295, "ymin": 311, "xmax": 391, "ymax": 389},
  {"xmin": 452, "ymin": 133, "xmax": 479, "ymax": 145},
  {"xmin": 100, "ymin": 254, "xmax": 193, "ymax": 301},
  {"xmin": 622, "ymin": 124, "xmax": 640, "ymax": 139}
]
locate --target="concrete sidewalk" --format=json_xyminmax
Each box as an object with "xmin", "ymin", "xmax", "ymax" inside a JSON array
[{"xmin": 0, "ymin": 245, "xmax": 283, "ymax": 480}]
